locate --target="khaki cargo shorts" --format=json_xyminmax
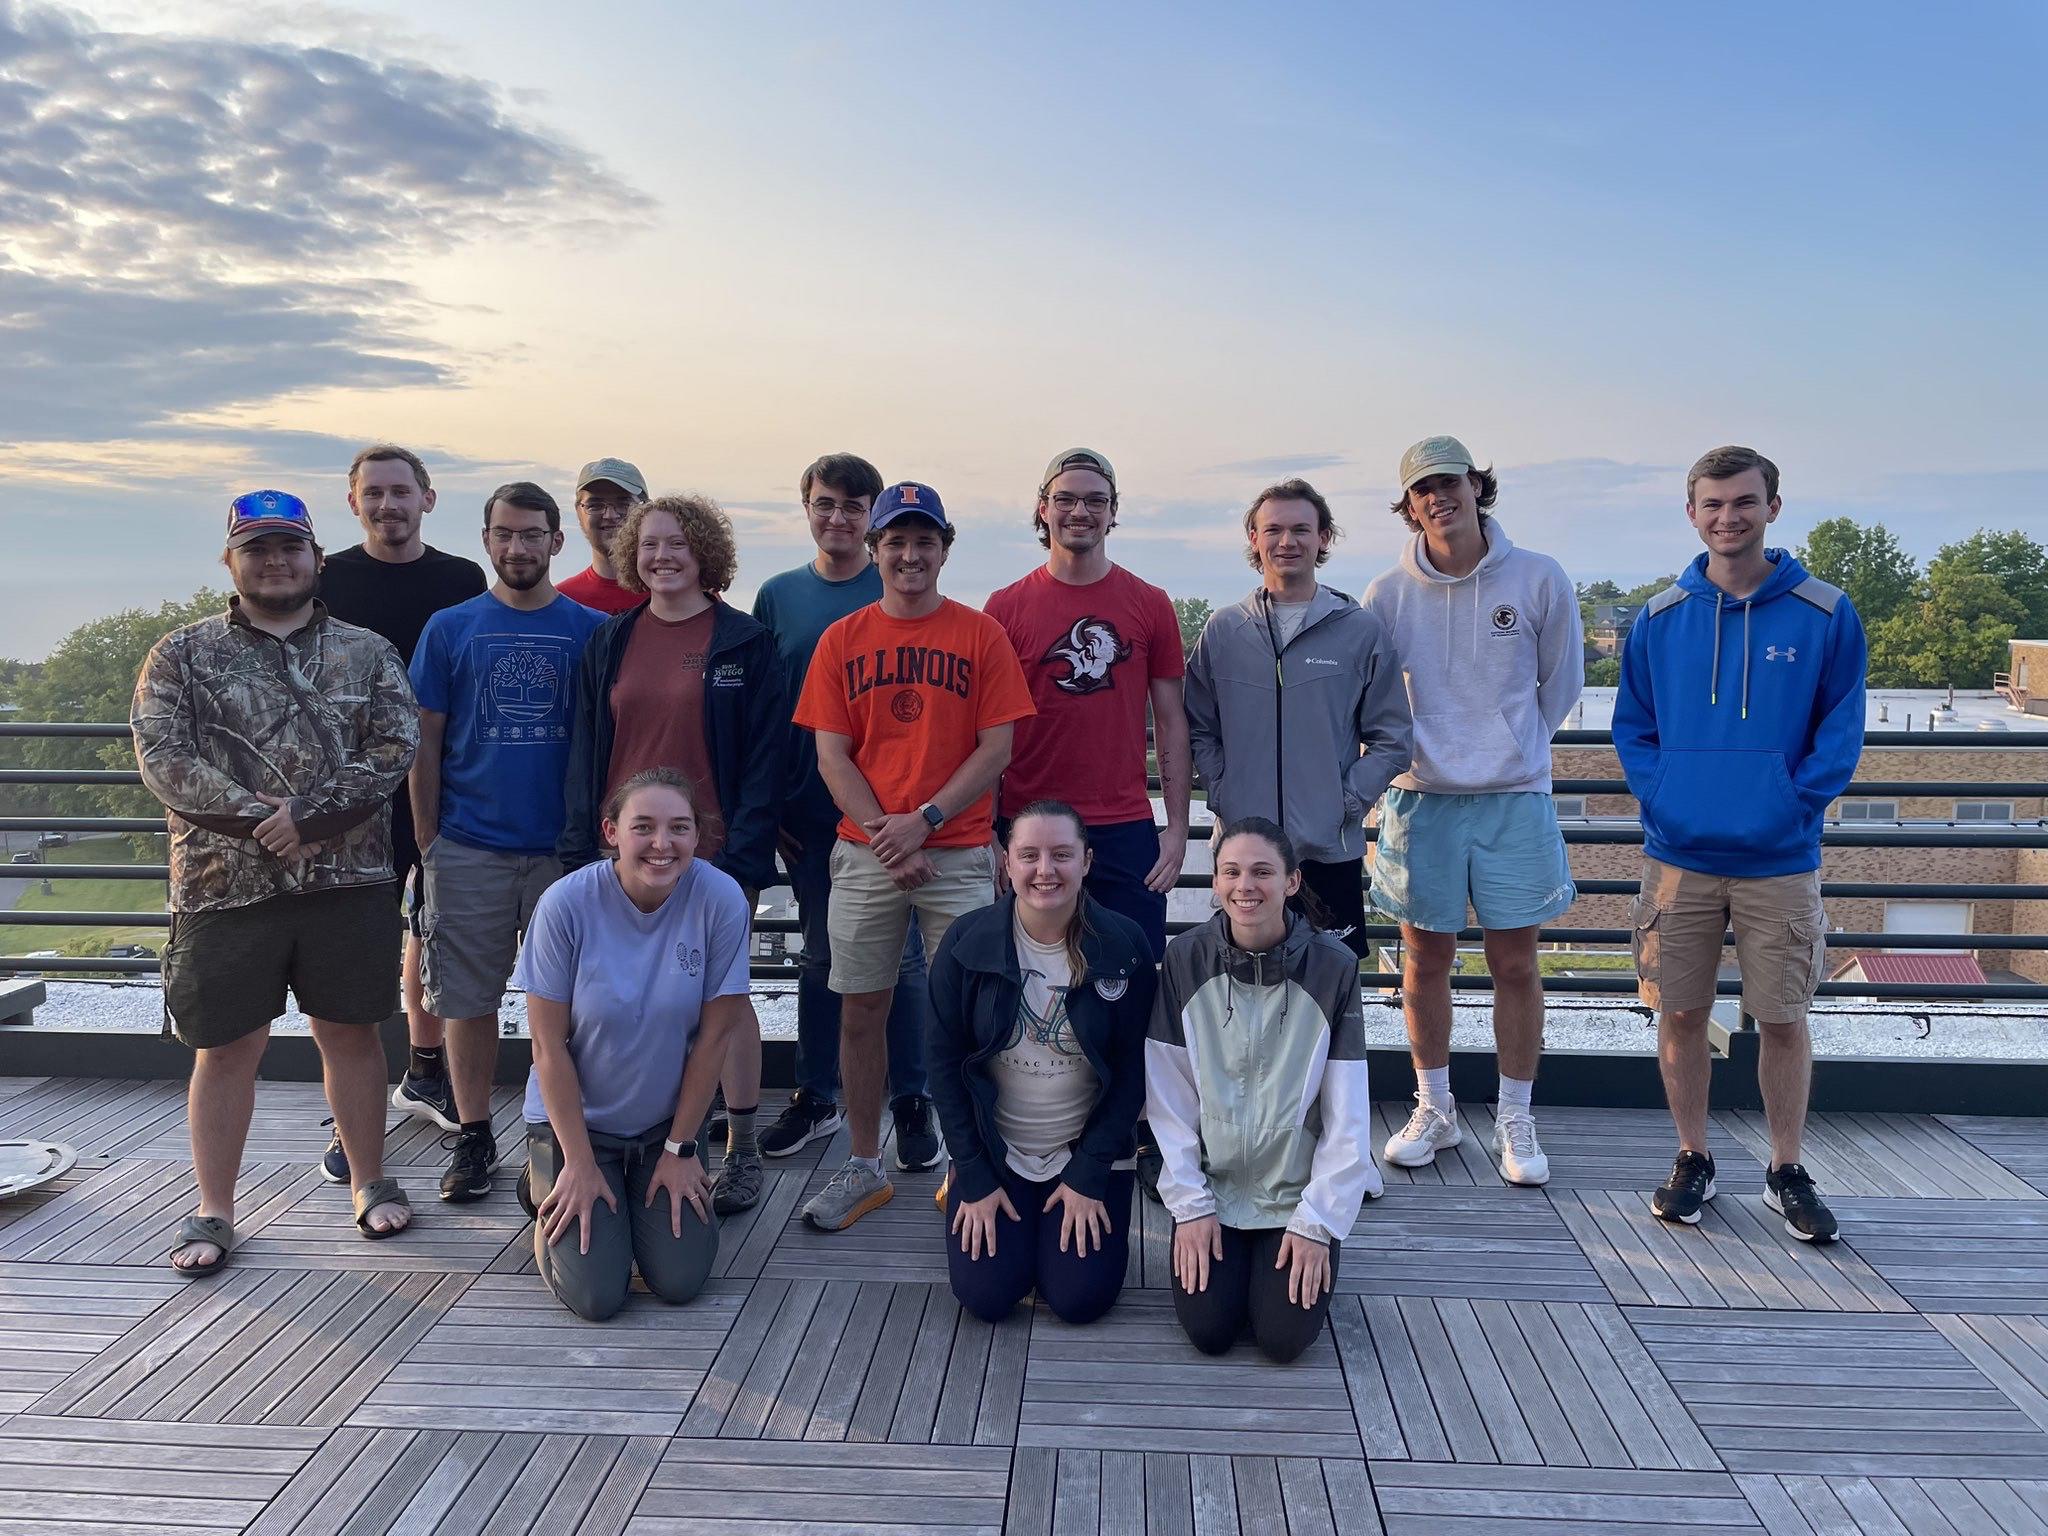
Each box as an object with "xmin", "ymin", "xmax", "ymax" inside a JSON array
[
  {"xmin": 1631, "ymin": 856, "xmax": 1828, "ymax": 1023},
  {"xmin": 826, "ymin": 839, "xmax": 993, "ymax": 995}
]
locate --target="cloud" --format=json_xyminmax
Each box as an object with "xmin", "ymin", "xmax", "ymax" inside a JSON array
[
  {"xmin": 1195, "ymin": 452, "xmax": 1350, "ymax": 477},
  {"xmin": 0, "ymin": 0, "xmax": 649, "ymax": 448}
]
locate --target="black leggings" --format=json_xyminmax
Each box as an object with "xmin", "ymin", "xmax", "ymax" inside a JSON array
[
  {"xmin": 1172, "ymin": 1222, "xmax": 1340, "ymax": 1363},
  {"xmin": 946, "ymin": 1166, "xmax": 1133, "ymax": 1326}
]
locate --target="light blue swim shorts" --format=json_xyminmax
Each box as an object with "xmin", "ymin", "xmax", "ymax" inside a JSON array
[{"xmin": 1372, "ymin": 787, "xmax": 1576, "ymax": 933}]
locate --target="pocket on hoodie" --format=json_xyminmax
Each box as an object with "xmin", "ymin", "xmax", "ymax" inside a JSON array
[
  {"xmin": 1644, "ymin": 750, "xmax": 1805, "ymax": 855},
  {"xmin": 1411, "ymin": 709, "xmax": 1524, "ymax": 793}
]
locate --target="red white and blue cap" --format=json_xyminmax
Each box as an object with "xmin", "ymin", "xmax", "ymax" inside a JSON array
[
  {"xmin": 869, "ymin": 481, "xmax": 950, "ymax": 532},
  {"xmin": 225, "ymin": 490, "xmax": 317, "ymax": 548}
]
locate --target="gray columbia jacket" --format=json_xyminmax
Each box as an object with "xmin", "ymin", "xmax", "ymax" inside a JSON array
[
  {"xmin": 1144, "ymin": 910, "xmax": 1380, "ymax": 1241},
  {"xmin": 1183, "ymin": 585, "xmax": 1413, "ymax": 864}
]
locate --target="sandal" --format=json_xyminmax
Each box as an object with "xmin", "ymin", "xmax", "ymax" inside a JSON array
[
  {"xmin": 353, "ymin": 1177, "xmax": 412, "ymax": 1240},
  {"xmin": 170, "ymin": 1213, "xmax": 234, "ymax": 1278}
]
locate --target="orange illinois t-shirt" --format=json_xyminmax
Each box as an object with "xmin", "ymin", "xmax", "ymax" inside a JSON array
[{"xmin": 792, "ymin": 597, "xmax": 1036, "ymax": 848}]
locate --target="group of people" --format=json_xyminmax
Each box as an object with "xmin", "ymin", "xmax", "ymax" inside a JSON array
[{"xmin": 132, "ymin": 434, "xmax": 1866, "ymax": 1358}]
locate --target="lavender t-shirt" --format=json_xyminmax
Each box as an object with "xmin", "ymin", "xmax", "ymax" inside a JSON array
[{"xmin": 516, "ymin": 857, "xmax": 751, "ymax": 1137}]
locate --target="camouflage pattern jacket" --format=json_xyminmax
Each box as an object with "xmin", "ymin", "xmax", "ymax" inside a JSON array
[{"xmin": 132, "ymin": 600, "xmax": 420, "ymax": 912}]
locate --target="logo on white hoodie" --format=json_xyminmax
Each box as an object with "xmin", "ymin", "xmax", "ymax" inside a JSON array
[{"xmin": 1490, "ymin": 604, "xmax": 1520, "ymax": 635}]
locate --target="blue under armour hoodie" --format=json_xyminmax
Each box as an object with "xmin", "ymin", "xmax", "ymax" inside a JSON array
[{"xmin": 1613, "ymin": 550, "xmax": 1867, "ymax": 877}]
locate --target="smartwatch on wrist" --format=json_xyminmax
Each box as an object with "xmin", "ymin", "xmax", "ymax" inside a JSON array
[
  {"xmin": 664, "ymin": 1137, "xmax": 698, "ymax": 1160},
  {"xmin": 920, "ymin": 802, "xmax": 945, "ymax": 831}
]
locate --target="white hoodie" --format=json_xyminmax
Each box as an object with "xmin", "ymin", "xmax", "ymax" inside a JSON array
[{"xmin": 1361, "ymin": 519, "xmax": 1584, "ymax": 795}]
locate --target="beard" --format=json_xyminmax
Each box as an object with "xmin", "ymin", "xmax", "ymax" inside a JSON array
[
  {"xmin": 370, "ymin": 516, "xmax": 417, "ymax": 547},
  {"xmin": 496, "ymin": 560, "xmax": 546, "ymax": 591},
  {"xmin": 237, "ymin": 573, "xmax": 320, "ymax": 615}
]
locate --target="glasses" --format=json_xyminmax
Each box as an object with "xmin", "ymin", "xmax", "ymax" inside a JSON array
[
  {"xmin": 1048, "ymin": 493, "xmax": 1113, "ymax": 514},
  {"xmin": 806, "ymin": 497, "xmax": 869, "ymax": 523},
  {"xmin": 227, "ymin": 490, "xmax": 314, "ymax": 530},
  {"xmin": 577, "ymin": 498, "xmax": 634, "ymax": 516},
  {"xmin": 488, "ymin": 528, "xmax": 554, "ymax": 547}
]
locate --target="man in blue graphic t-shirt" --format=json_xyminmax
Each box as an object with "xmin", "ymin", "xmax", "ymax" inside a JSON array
[{"xmin": 410, "ymin": 481, "xmax": 605, "ymax": 1206}]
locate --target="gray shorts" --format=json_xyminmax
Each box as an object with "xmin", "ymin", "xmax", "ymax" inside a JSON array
[{"xmin": 419, "ymin": 839, "xmax": 560, "ymax": 1019}]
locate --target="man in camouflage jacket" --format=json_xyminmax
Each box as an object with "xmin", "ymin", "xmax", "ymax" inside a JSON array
[{"xmin": 133, "ymin": 490, "xmax": 421, "ymax": 1275}]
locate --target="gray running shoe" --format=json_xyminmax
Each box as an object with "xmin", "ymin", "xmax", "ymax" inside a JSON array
[
  {"xmin": 801, "ymin": 1158, "xmax": 894, "ymax": 1232},
  {"xmin": 712, "ymin": 1150, "xmax": 764, "ymax": 1216}
]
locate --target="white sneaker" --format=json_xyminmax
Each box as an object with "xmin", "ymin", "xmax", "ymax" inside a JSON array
[
  {"xmin": 1384, "ymin": 1097, "xmax": 1462, "ymax": 1167},
  {"xmin": 1491, "ymin": 1111, "xmax": 1551, "ymax": 1186}
]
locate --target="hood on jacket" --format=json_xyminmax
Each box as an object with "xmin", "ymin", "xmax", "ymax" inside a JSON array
[{"xmin": 1673, "ymin": 548, "xmax": 1816, "ymax": 721}]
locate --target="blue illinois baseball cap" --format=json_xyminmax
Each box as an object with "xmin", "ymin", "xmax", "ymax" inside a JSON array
[{"xmin": 869, "ymin": 481, "xmax": 950, "ymax": 532}]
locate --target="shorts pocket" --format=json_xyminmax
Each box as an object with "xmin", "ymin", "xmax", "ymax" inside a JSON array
[
  {"xmin": 1630, "ymin": 894, "xmax": 1663, "ymax": 989},
  {"xmin": 1790, "ymin": 913, "xmax": 1827, "ymax": 1002}
]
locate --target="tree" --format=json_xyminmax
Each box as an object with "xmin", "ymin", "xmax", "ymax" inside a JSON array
[
  {"xmin": 1585, "ymin": 656, "xmax": 1621, "ymax": 688},
  {"xmin": 1794, "ymin": 518, "xmax": 1920, "ymax": 625},
  {"xmin": 1173, "ymin": 597, "xmax": 1212, "ymax": 657},
  {"xmin": 1867, "ymin": 569, "xmax": 2021, "ymax": 688},
  {"xmin": 1928, "ymin": 530, "xmax": 2048, "ymax": 640},
  {"xmin": 0, "ymin": 590, "xmax": 228, "ymax": 827}
]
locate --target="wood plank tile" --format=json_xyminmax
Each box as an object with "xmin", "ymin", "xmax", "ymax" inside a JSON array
[
  {"xmin": 635, "ymin": 1439, "xmax": 1010, "ymax": 1534},
  {"xmin": 1369, "ymin": 1461, "xmax": 1759, "ymax": 1532},
  {"xmin": 0, "ymin": 1415, "xmax": 322, "ymax": 1534},
  {"xmin": 1632, "ymin": 1309, "xmax": 2048, "ymax": 1477},
  {"xmin": 762, "ymin": 1150, "xmax": 954, "ymax": 1283},
  {"xmin": 1839, "ymin": 1197, "xmax": 2048, "ymax": 1314},
  {"xmin": 1929, "ymin": 1314, "xmax": 2048, "ymax": 1435},
  {"xmin": 1939, "ymin": 1115, "xmax": 2048, "ymax": 1197},
  {"xmin": 0, "ymin": 1262, "xmax": 183, "ymax": 1413},
  {"xmin": 351, "ymin": 1274, "xmax": 743, "ymax": 1437},
  {"xmin": 1338, "ymin": 1187, "xmax": 1610, "ymax": 1304},
  {"xmin": 1467, "ymin": 1102, "xmax": 1765, "ymax": 1194},
  {"xmin": 1719, "ymin": 1111, "xmax": 2042, "ymax": 1202},
  {"xmin": 1020, "ymin": 1289, "xmax": 1363, "ymax": 1460}
]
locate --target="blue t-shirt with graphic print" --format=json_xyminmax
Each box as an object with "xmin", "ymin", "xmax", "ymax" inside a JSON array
[
  {"xmin": 410, "ymin": 591, "xmax": 605, "ymax": 854},
  {"xmin": 515, "ymin": 857, "xmax": 752, "ymax": 1138}
]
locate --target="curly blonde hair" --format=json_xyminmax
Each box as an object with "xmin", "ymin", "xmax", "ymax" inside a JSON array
[{"xmin": 616, "ymin": 493, "xmax": 739, "ymax": 595}]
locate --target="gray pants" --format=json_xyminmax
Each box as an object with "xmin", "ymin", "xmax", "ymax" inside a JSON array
[{"xmin": 527, "ymin": 1124, "xmax": 718, "ymax": 1321}]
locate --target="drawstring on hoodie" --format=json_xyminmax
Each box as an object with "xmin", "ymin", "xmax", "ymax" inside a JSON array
[{"xmin": 1707, "ymin": 591, "xmax": 1752, "ymax": 719}]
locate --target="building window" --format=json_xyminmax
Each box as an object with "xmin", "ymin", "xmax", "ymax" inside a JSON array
[
  {"xmin": 1553, "ymin": 796, "xmax": 1587, "ymax": 819},
  {"xmin": 1835, "ymin": 799, "xmax": 1898, "ymax": 822},
  {"xmin": 1955, "ymin": 801, "xmax": 2015, "ymax": 822}
]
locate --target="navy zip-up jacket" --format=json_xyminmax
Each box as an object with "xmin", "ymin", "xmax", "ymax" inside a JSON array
[
  {"xmin": 927, "ymin": 894, "xmax": 1158, "ymax": 1205},
  {"xmin": 556, "ymin": 600, "xmax": 785, "ymax": 893},
  {"xmin": 1613, "ymin": 550, "xmax": 1866, "ymax": 877}
]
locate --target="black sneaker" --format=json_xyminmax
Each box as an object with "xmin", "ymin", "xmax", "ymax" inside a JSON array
[
  {"xmin": 1652, "ymin": 1150, "xmax": 1716, "ymax": 1224},
  {"xmin": 1136, "ymin": 1142, "xmax": 1164, "ymax": 1205},
  {"xmin": 891, "ymin": 1094, "xmax": 941, "ymax": 1171},
  {"xmin": 760, "ymin": 1088, "xmax": 845, "ymax": 1158},
  {"xmin": 319, "ymin": 1120, "xmax": 349, "ymax": 1185},
  {"xmin": 439, "ymin": 1126, "xmax": 500, "ymax": 1203},
  {"xmin": 391, "ymin": 1070, "xmax": 460, "ymax": 1133},
  {"xmin": 1764, "ymin": 1162, "xmax": 1839, "ymax": 1243}
]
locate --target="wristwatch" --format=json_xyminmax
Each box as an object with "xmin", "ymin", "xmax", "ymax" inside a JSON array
[
  {"xmin": 664, "ymin": 1137, "xmax": 698, "ymax": 1160},
  {"xmin": 920, "ymin": 802, "xmax": 946, "ymax": 830}
]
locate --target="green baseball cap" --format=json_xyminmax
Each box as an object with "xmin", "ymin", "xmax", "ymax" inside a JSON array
[
  {"xmin": 575, "ymin": 457, "xmax": 647, "ymax": 500},
  {"xmin": 1398, "ymin": 436, "xmax": 1476, "ymax": 491},
  {"xmin": 1039, "ymin": 447, "xmax": 1117, "ymax": 494}
]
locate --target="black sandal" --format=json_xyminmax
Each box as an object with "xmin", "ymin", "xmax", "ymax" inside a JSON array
[
  {"xmin": 170, "ymin": 1213, "xmax": 234, "ymax": 1278},
  {"xmin": 353, "ymin": 1177, "xmax": 412, "ymax": 1240}
]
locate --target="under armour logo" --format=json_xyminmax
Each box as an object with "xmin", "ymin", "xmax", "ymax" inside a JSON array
[{"xmin": 1764, "ymin": 645, "xmax": 1798, "ymax": 662}]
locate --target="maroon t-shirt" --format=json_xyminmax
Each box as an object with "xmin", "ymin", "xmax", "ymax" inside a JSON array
[{"xmin": 605, "ymin": 607, "xmax": 725, "ymax": 858}]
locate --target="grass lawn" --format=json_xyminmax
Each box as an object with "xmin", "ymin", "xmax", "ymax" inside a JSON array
[{"xmin": 0, "ymin": 836, "xmax": 167, "ymax": 957}]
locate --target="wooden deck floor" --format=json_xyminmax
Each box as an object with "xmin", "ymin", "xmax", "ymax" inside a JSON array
[{"xmin": 2, "ymin": 1074, "xmax": 2045, "ymax": 1534}]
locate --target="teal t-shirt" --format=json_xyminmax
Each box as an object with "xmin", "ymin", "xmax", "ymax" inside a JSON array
[
  {"xmin": 751, "ymin": 561, "xmax": 883, "ymax": 832},
  {"xmin": 516, "ymin": 858, "xmax": 752, "ymax": 1137}
]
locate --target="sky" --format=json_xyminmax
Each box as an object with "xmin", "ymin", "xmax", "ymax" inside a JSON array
[{"xmin": 1, "ymin": 0, "xmax": 2044, "ymax": 658}]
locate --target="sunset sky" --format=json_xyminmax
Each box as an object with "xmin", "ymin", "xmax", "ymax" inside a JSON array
[{"xmin": 2, "ymin": 0, "xmax": 2043, "ymax": 656}]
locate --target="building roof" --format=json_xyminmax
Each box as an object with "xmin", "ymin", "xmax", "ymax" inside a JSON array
[
  {"xmin": 1835, "ymin": 953, "xmax": 1988, "ymax": 986},
  {"xmin": 1569, "ymin": 687, "xmax": 2048, "ymax": 734}
]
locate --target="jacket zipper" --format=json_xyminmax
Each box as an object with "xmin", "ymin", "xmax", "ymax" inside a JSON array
[{"xmin": 1263, "ymin": 595, "xmax": 1285, "ymax": 832}]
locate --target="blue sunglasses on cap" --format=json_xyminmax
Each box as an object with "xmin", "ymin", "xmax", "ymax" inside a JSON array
[{"xmin": 225, "ymin": 490, "xmax": 316, "ymax": 547}]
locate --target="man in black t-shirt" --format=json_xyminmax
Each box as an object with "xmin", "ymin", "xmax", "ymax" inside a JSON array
[{"xmin": 317, "ymin": 443, "xmax": 486, "ymax": 1185}]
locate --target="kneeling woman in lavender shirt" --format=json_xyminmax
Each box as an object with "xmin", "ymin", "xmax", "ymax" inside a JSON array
[{"xmin": 517, "ymin": 768, "xmax": 756, "ymax": 1320}]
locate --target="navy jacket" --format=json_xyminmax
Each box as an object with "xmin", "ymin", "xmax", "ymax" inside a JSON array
[
  {"xmin": 1614, "ymin": 550, "xmax": 1866, "ymax": 877},
  {"xmin": 927, "ymin": 894, "xmax": 1158, "ymax": 1204},
  {"xmin": 557, "ymin": 600, "xmax": 785, "ymax": 893}
]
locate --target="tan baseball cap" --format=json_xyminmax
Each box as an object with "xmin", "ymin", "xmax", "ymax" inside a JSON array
[
  {"xmin": 575, "ymin": 457, "xmax": 647, "ymax": 499},
  {"xmin": 1039, "ymin": 447, "xmax": 1117, "ymax": 494},
  {"xmin": 1398, "ymin": 436, "xmax": 1476, "ymax": 491}
]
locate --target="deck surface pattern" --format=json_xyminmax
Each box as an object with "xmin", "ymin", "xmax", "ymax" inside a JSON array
[{"xmin": 1, "ymin": 1074, "xmax": 2043, "ymax": 1534}]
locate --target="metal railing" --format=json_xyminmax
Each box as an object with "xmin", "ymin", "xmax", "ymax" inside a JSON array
[{"xmin": 4, "ymin": 721, "xmax": 2047, "ymax": 1003}]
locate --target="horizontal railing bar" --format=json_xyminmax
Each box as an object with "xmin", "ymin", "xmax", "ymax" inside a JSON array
[
  {"xmin": 1572, "ymin": 880, "xmax": 2048, "ymax": 900},
  {"xmin": 0, "ymin": 864, "xmax": 168, "ymax": 879},
  {"xmin": 0, "ymin": 769, "xmax": 144, "ymax": 786},
  {"xmin": 0, "ymin": 818, "xmax": 165, "ymax": 833},
  {"xmin": 0, "ymin": 723, "xmax": 133, "ymax": 738},
  {"xmin": 1, "ymin": 912, "xmax": 171, "ymax": 926},
  {"xmin": 1548, "ymin": 780, "xmax": 2048, "ymax": 798}
]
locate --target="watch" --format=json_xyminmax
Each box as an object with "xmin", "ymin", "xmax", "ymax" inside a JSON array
[
  {"xmin": 664, "ymin": 1137, "xmax": 698, "ymax": 1160},
  {"xmin": 920, "ymin": 802, "xmax": 946, "ymax": 830}
]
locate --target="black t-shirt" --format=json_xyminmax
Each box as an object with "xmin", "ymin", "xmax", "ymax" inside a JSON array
[{"xmin": 319, "ymin": 544, "xmax": 488, "ymax": 664}]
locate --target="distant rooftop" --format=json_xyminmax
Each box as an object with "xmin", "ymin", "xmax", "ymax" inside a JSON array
[{"xmin": 1569, "ymin": 688, "xmax": 2048, "ymax": 734}]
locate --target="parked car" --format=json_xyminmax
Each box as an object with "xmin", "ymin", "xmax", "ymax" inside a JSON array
[
  {"xmin": 103, "ymin": 944, "xmax": 157, "ymax": 959},
  {"xmin": 36, "ymin": 832, "xmax": 67, "ymax": 848},
  {"xmin": 9, "ymin": 850, "xmax": 38, "ymax": 865}
]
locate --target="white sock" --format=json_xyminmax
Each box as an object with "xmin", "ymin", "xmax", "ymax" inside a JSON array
[
  {"xmin": 852, "ymin": 1154, "xmax": 884, "ymax": 1176},
  {"xmin": 1498, "ymin": 1075, "xmax": 1534, "ymax": 1115},
  {"xmin": 1418, "ymin": 1067, "xmax": 1453, "ymax": 1113}
]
